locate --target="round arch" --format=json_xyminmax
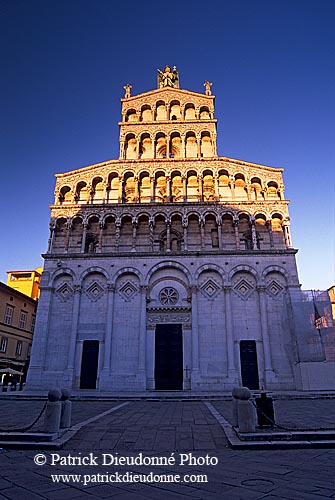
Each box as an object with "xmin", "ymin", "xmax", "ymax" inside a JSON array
[
  {"xmin": 145, "ymin": 260, "xmax": 193, "ymax": 286},
  {"xmin": 228, "ymin": 265, "xmax": 259, "ymax": 283},
  {"xmin": 195, "ymin": 263, "xmax": 225, "ymax": 281}
]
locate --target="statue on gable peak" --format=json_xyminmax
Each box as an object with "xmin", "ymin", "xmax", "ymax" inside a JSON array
[{"xmin": 157, "ymin": 65, "xmax": 180, "ymax": 89}]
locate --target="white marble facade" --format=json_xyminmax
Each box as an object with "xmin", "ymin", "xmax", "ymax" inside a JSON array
[{"xmin": 26, "ymin": 67, "xmax": 302, "ymax": 392}]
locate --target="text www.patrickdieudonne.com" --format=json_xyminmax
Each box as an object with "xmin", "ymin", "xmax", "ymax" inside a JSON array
[{"xmin": 51, "ymin": 471, "xmax": 208, "ymax": 486}]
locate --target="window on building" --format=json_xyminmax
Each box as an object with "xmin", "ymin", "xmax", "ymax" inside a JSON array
[
  {"xmin": 0, "ymin": 337, "xmax": 8, "ymax": 353},
  {"xmin": 27, "ymin": 344, "xmax": 32, "ymax": 357},
  {"xmin": 31, "ymin": 315, "xmax": 36, "ymax": 332},
  {"xmin": 19, "ymin": 311, "xmax": 27, "ymax": 329},
  {"xmin": 16, "ymin": 341, "xmax": 23, "ymax": 356},
  {"xmin": 4, "ymin": 305, "xmax": 14, "ymax": 325}
]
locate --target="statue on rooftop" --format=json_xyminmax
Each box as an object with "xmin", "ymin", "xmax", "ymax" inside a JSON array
[
  {"xmin": 204, "ymin": 81, "xmax": 212, "ymax": 95},
  {"xmin": 157, "ymin": 65, "xmax": 180, "ymax": 89},
  {"xmin": 123, "ymin": 83, "xmax": 132, "ymax": 98}
]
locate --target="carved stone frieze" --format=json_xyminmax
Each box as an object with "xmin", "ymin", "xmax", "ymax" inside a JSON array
[{"xmin": 147, "ymin": 307, "xmax": 191, "ymax": 324}]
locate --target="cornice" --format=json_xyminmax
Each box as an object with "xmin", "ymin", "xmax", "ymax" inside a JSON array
[
  {"xmin": 55, "ymin": 155, "xmax": 284, "ymax": 179},
  {"xmin": 42, "ymin": 248, "xmax": 299, "ymax": 260},
  {"xmin": 120, "ymin": 86, "xmax": 215, "ymax": 103}
]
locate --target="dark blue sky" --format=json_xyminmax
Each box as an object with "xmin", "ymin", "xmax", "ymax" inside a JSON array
[{"xmin": 1, "ymin": 0, "xmax": 334, "ymax": 289}]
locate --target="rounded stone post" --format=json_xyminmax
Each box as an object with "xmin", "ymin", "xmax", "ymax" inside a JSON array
[
  {"xmin": 234, "ymin": 387, "xmax": 256, "ymax": 433},
  {"xmin": 43, "ymin": 389, "xmax": 62, "ymax": 433},
  {"xmin": 60, "ymin": 388, "xmax": 72, "ymax": 429},
  {"xmin": 231, "ymin": 387, "xmax": 239, "ymax": 427}
]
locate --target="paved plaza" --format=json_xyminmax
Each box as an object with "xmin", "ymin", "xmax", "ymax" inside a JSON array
[{"xmin": 0, "ymin": 398, "xmax": 335, "ymax": 499}]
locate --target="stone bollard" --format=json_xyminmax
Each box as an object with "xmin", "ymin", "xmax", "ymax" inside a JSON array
[
  {"xmin": 231, "ymin": 387, "xmax": 240, "ymax": 427},
  {"xmin": 60, "ymin": 388, "xmax": 72, "ymax": 429},
  {"xmin": 43, "ymin": 389, "xmax": 62, "ymax": 433},
  {"xmin": 234, "ymin": 387, "xmax": 256, "ymax": 433}
]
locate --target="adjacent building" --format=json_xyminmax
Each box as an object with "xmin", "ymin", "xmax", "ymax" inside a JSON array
[
  {"xmin": 0, "ymin": 282, "xmax": 37, "ymax": 384},
  {"xmin": 7, "ymin": 268, "xmax": 43, "ymax": 300}
]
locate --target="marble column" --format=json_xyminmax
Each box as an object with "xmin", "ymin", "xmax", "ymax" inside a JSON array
[
  {"xmin": 181, "ymin": 135, "xmax": 186, "ymax": 157},
  {"xmin": 118, "ymin": 175, "xmax": 123, "ymax": 203},
  {"xmin": 115, "ymin": 220, "xmax": 121, "ymax": 250},
  {"xmin": 103, "ymin": 284, "xmax": 115, "ymax": 371},
  {"xmin": 64, "ymin": 220, "xmax": 71, "ymax": 253},
  {"xmin": 182, "ymin": 175, "xmax": 187, "ymax": 201},
  {"xmin": 134, "ymin": 176, "xmax": 139, "ymax": 202},
  {"xmin": 199, "ymin": 220, "xmax": 205, "ymax": 250},
  {"xmin": 67, "ymin": 285, "xmax": 81, "ymax": 371},
  {"xmin": 266, "ymin": 220, "xmax": 274, "ymax": 249},
  {"xmin": 149, "ymin": 219, "xmax": 154, "ymax": 251},
  {"xmin": 166, "ymin": 136, "xmax": 170, "ymax": 158},
  {"xmin": 119, "ymin": 140, "xmax": 125, "ymax": 159},
  {"xmin": 131, "ymin": 220, "xmax": 137, "ymax": 252},
  {"xmin": 183, "ymin": 218, "xmax": 188, "ymax": 251},
  {"xmin": 166, "ymin": 176, "xmax": 171, "ymax": 201},
  {"xmin": 224, "ymin": 285, "xmax": 236, "ymax": 378},
  {"xmin": 283, "ymin": 220, "xmax": 292, "ymax": 247},
  {"xmin": 198, "ymin": 175, "xmax": 203, "ymax": 201},
  {"xmin": 166, "ymin": 221, "xmax": 171, "ymax": 253},
  {"xmin": 250, "ymin": 217, "xmax": 258, "ymax": 250},
  {"xmin": 81, "ymin": 223, "xmax": 87, "ymax": 253},
  {"xmin": 233, "ymin": 218, "xmax": 240, "ymax": 250},
  {"xmin": 230, "ymin": 177, "xmax": 235, "ymax": 199},
  {"xmin": 150, "ymin": 176, "xmax": 155, "ymax": 201},
  {"xmin": 258, "ymin": 285, "xmax": 276, "ymax": 383},
  {"xmin": 191, "ymin": 286, "xmax": 200, "ymax": 375},
  {"xmin": 211, "ymin": 133, "xmax": 217, "ymax": 155},
  {"xmin": 151, "ymin": 138, "xmax": 155, "ymax": 159},
  {"xmin": 138, "ymin": 286, "xmax": 147, "ymax": 374},
  {"xmin": 98, "ymin": 222, "xmax": 104, "ymax": 253},
  {"xmin": 47, "ymin": 223, "xmax": 56, "ymax": 253},
  {"xmin": 214, "ymin": 175, "xmax": 219, "ymax": 201},
  {"xmin": 217, "ymin": 220, "xmax": 223, "ymax": 250}
]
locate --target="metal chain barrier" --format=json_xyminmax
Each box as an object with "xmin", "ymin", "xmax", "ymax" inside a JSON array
[
  {"xmin": 0, "ymin": 402, "xmax": 47, "ymax": 433},
  {"xmin": 250, "ymin": 399, "xmax": 335, "ymax": 432}
]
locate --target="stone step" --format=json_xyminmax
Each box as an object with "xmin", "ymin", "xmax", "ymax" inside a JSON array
[
  {"xmin": 237, "ymin": 429, "xmax": 335, "ymax": 441},
  {"xmin": 0, "ymin": 431, "xmax": 59, "ymax": 442}
]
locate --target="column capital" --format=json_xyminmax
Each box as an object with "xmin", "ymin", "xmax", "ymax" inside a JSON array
[
  {"xmin": 223, "ymin": 285, "xmax": 232, "ymax": 293},
  {"xmin": 73, "ymin": 285, "xmax": 82, "ymax": 294},
  {"xmin": 107, "ymin": 284, "xmax": 115, "ymax": 293}
]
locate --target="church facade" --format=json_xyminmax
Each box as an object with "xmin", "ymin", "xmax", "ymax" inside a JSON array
[{"xmin": 27, "ymin": 66, "xmax": 303, "ymax": 392}]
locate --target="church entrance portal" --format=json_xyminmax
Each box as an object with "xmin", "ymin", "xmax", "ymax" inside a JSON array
[
  {"xmin": 80, "ymin": 340, "xmax": 99, "ymax": 389},
  {"xmin": 155, "ymin": 324, "xmax": 183, "ymax": 390},
  {"xmin": 240, "ymin": 340, "xmax": 260, "ymax": 390}
]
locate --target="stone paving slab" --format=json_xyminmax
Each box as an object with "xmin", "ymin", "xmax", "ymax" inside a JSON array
[{"xmin": 0, "ymin": 401, "xmax": 335, "ymax": 499}]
